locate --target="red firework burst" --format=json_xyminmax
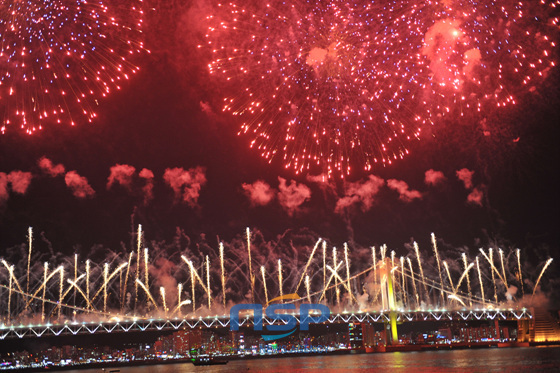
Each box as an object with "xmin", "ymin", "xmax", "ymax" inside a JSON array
[
  {"xmin": 0, "ymin": 0, "xmax": 146, "ymax": 134},
  {"xmin": 205, "ymin": 0, "xmax": 556, "ymax": 178}
]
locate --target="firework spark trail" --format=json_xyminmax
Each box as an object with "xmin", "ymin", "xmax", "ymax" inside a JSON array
[
  {"xmin": 74, "ymin": 254, "xmax": 78, "ymax": 306},
  {"xmin": 122, "ymin": 252, "xmax": 133, "ymax": 311},
  {"xmin": 0, "ymin": 0, "xmax": 146, "ymax": 134},
  {"xmin": 91, "ymin": 262, "xmax": 128, "ymax": 296},
  {"xmin": 371, "ymin": 246, "xmax": 380, "ymax": 303},
  {"xmin": 380, "ymin": 268, "xmax": 387, "ymax": 311},
  {"xmin": 182, "ymin": 257, "xmax": 208, "ymax": 293},
  {"xmin": 66, "ymin": 276, "xmax": 93, "ymax": 310},
  {"xmin": 344, "ymin": 243, "xmax": 351, "ymax": 304},
  {"xmin": 278, "ymin": 259, "xmax": 283, "ymax": 302},
  {"xmin": 261, "ymin": 266, "xmax": 269, "ymax": 305},
  {"xmin": 64, "ymin": 272, "xmax": 84, "ymax": 298},
  {"xmin": 135, "ymin": 279, "xmax": 158, "ymax": 311},
  {"xmin": 372, "ymin": 247, "xmax": 377, "ymax": 286},
  {"xmin": 323, "ymin": 241, "xmax": 327, "ymax": 293},
  {"xmin": 119, "ymin": 263, "xmax": 122, "ymax": 307},
  {"xmin": 454, "ymin": 262, "xmax": 475, "ymax": 298},
  {"xmin": 90, "ymin": 262, "xmax": 128, "ymax": 310},
  {"xmin": 532, "ymin": 258, "xmax": 554, "ymax": 298},
  {"xmin": 85, "ymin": 260, "xmax": 90, "ymax": 311},
  {"xmin": 135, "ymin": 225, "xmax": 142, "ymax": 309},
  {"xmin": 414, "ymin": 242, "xmax": 428, "ymax": 303},
  {"xmin": 26, "ymin": 227, "xmax": 32, "ymax": 303},
  {"xmin": 332, "ymin": 247, "xmax": 340, "ymax": 305},
  {"xmin": 103, "ymin": 264, "xmax": 109, "ymax": 313},
  {"xmin": 489, "ymin": 249, "xmax": 498, "ymax": 302},
  {"xmin": 391, "ymin": 250, "xmax": 396, "ymax": 298},
  {"xmin": 400, "ymin": 256, "xmax": 408, "ymax": 306},
  {"xmin": 448, "ymin": 294, "xmax": 467, "ymax": 308},
  {"xmin": 517, "ymin": 249, "xmax": 524, "ymax": 297},
  {"xmin": 476, "ymin": 256, "xmax": 486, "ymax": 306},
  {"xmin": 431, "ymin": 233, "xmax": 445, "ymax": 304},
  {"xmin": 480, "ymin": 248, "xmax": 504, "ymax": 302},
  {"xmin": 462, "ymin": 253, "xmax": 473, "ymax": 307},
  {"xmin": 177, "ymin": 283, "xmax": 182, "ymax": 314},
  {"xmin": 296, "ymin": 238, "xmax": 322, "ymax": 293},
  {"xmin": 219, "ymin": 243, "xmax": 226, "ymax": 308},
  {"xmin": 206, "ymin": 255, "xmax": 211, "ymax": 309},
  {"xmin": 407, "ymin": 257, "xmax": 419, "ymax": 307},
  {"xmin": 205, "ymin": 0, "xmax": 556, "ymax": 178},
  {"xmin": 42, "ymin": 262, "xmax": 48, "ymax": 320},
  {"xmin": 7, "ymin": 265, "xmax": 13, "ymax": 322},
  {"xmin": 160, "ymin": 287, "xmax": 167, "ymax": 317},
  {"xmin": 190, "ymin": 263, "xmax": 196, "ymax": 312},
  {"xmin": 499, "ymin": 248, "xmax": 509, "ymax": 289},
  {"xmin": 319, "ymin": 260, "xmax": 342, "ymax": 302},
  {"xmin": 174, "ymin": 299, "xmax": 193, "ymax": 316},
  {"xmin": 305, "ymin": 274, "xmax": 311, "ymax": 303},
  {"xmin": 2, "ymin": 259, "xmax": 24, "ymax": 299},
  {"xmin": 144, "ymin": 248, "xmax": 149, "ymax": 296},
  {"xmin": 326, "ymin": 263, "xmax": 359, "ymax": 304},
  {"xmin": 246, "ymin": 228, "xmax": 254, "ymax": 302},
  {"xmin": 58, "ymin": 267, "xmax": 64, "ymax": 318},
  {"xmin": 181, "ymin": 256, "xmax": 210, "ymax": 310},
  {"xmin": 443, "ymin": 260, "xmax": 455, "ymax": 293}
]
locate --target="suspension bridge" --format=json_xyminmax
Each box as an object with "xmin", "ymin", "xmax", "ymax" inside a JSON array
[{"xmin": 0, "ymin": 227, "xmax": 551, "ymax": 342}]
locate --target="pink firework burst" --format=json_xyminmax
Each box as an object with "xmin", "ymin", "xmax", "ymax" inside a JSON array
[
  {"xmin": 205, "ymin": 0, "xmax": 556, "ymax": 178},
  {"xmin": 0, "ymin": 0, "xmax": 146, "ymax": 134}
]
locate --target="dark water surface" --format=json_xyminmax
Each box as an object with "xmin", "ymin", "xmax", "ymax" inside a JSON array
[{"xmin": 55, "ymin": 346, "xmax": 560, "ymax": 372}]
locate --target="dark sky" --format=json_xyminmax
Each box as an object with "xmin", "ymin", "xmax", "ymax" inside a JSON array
[{"xmin": 0, "ymin": 2, "xmax": 558, "ymax": 288}]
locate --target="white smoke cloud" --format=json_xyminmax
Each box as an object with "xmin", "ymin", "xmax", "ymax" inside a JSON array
[
  {"xmin": 107, "ymin": 164, "xmax": 136, "ymax": 190},
  {"xmin": 0, "ymin": 173, "xmax": 8, "ymax": 204},
  {"xmin": 7, "ymin": 171, "xmax": 33, "ymax": 194},
  {"xmin": 163, "ymin": 167, "xmax": 207, "ymax": 207},
  {"xmin": 242, "ymin": 180, "xmax": 276, "ymax": 207},
  {"xmin": 456, "ymin": 168, "xmax": 475, "ymax": 189},
  {"xmin": 139, "ymin": 168, "xmax": 155, "ymax": 205},
  {"xmin": 335, "ymin": 175, "xmax": 385, "ymax": 214},
  {"xmin": 38, "ymin": 157, "xmax": 65, "ymax": 177},
  {"xmin": 277, "ymin": 177, "xmax": 311, "ymax": 216},
  {"xmin": 387, "ymin": 179, "xmax": 423, "ymax": 202},
  {"xmin": 424, "ymin": 169, "xmax": 447, "ymax": 186},
  {"xmin": 467, "ymin": 187, "xmax": 484, "ymax": 207},
  {"xmin": 65, "ymin": 171, "xmax": 95, "ymax": 199}
]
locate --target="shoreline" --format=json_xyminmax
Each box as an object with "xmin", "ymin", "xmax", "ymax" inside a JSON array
[{"xmin": 5, "ymin": 341, "xmax": 560, "ymax": 372}]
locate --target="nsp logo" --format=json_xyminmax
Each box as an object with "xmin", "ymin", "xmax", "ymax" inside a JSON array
[{"xmin": 230, "ymin": 294, "xmax": 330, "ymax": 341}]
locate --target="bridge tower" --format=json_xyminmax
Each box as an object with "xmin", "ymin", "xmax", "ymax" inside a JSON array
[
  {"xmin": 387, "ymin": 259, "xmax": 399, "ymax": 344},
  {"xmin": 380, "ymin": 258, "xmax": 399, "ymax": 344}
]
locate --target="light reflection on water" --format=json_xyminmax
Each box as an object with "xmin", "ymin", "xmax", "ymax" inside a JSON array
[{"xmin": 56, "ymin": 346, "xmax": 560, "ymax": 373}]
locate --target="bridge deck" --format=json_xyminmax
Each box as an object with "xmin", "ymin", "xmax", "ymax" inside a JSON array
[{"xmin": 0, "ymin": 309, "xmax": 531, "ymax": 340}]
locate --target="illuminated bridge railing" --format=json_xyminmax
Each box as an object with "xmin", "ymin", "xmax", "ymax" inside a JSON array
[{"xmin": 0, "ymin": 308, "xmax": 532, "ymax": 340}]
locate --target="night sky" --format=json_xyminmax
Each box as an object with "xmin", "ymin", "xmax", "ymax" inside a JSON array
[{"xmin": 0, "ymin": 2, "xmax": 558, "ymax": 303}]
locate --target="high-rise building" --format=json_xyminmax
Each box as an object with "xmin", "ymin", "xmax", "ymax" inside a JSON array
[
  {"xmin": 348, "ymin": 323, "xmax": 363, "ymax": 349},
  {"xmin": 362, "ymin": 323, "xmax": 376, "ymax": 347}
]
